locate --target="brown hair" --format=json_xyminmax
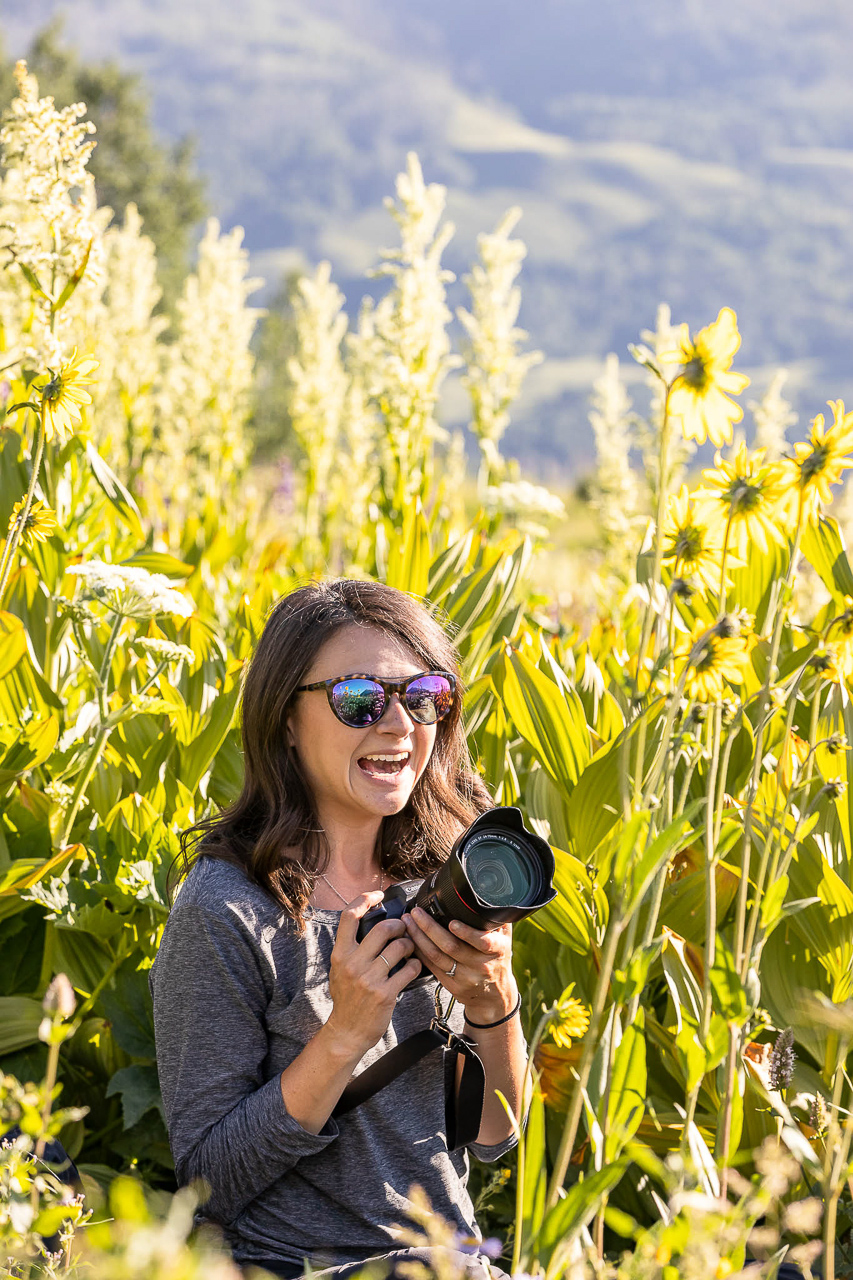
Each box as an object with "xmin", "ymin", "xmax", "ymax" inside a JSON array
[{"xmin": 172, "ymin": 579, "xmax": 492, "ymax": 925}]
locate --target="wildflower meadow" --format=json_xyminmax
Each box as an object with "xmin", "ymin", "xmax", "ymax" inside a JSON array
[{"xmin": 2, "ymin": 60, "xmax": 853, "ymax": 1280}]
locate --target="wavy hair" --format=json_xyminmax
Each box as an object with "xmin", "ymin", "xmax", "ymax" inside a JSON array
[{"xmin": 172, "ymin": 579, "xmax": 492, "ymax": 926}]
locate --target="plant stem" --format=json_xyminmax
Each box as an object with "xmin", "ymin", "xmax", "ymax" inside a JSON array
[
  {"xmin": 59, "ymin": 611, "xmax": 123, "ymax": 845},
  {"xmin": 0, "ymin": 404, "xmax": 47, "ymax": 604},
  {"xmin": 735, "ymin": 509, "xmax": 804, "ymax": 981},
  {"xmin": 633, "ymin": 386, "xmax": 674, "ymax": 796},
  {"xmin": 545, "ymin": 910, "xmax": 624, "ymax": 1211}
]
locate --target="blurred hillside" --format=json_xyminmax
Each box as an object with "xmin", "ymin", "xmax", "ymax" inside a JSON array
[{"xmin": 4, "ymin": 0, "xmax": 853, "ymax": 472}]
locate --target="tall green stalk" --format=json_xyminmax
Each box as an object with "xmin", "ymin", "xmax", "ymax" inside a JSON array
[
  {"xmin": 0, "ymin": 404, "xmax": 47, "ymax": 604},
  {"xmin": 59, "ymin": 611, "xmax": 123, "ymax": 846}
]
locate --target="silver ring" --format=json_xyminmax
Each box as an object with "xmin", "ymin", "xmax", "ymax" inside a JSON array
[
  {"xmin": 446, "ymin": 961, "xmax": 457, "ymax": 977},
  {"xmin": 379, "ymin": 954, "xmax": 391, "ymax": 969}
]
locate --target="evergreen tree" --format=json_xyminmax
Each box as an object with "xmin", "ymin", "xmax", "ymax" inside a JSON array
[{"xmin": 0, "ymin": 20, "xmax": 207, "ymax": 312}]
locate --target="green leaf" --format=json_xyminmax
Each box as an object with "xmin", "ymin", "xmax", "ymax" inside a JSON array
[
  {"xmin": 53, "ymin": 239, "xmax": 94, "ymax": 312},
  {"xmin": 385, "ymin": 499, "xmax": 431, "ymax": 597},
  {"xmin": 605, "ymin": 1011, "xmax": 647, "ymax": 1162},
  {"xmin": 709, "ymin": 933, "xmax": 751, "ymax": 1026},
  {"xmin": 121, "ymin": 552, "xmax": 195, "ymax": 577},
  {"xmin": 0, "ymin": 714, "xmax": 59, "ymax": 788},
  {"xmin": 536, "ymin": 1160, "xmax": 628, "ymax": 1270},
  {"xmin": 100, "ymin": 965, "xmax": 157, "ymax": 1060},
  {"xmin": 0, "ymin": 996, "xmax": 43, "ymax": 1053},
  {"xmin": 15, "ymin": 261, "xmax": 51, "ymax": 300},
  {"xmin": 105, "ymin": 1064, "xmax": 164, "ymax": 1129},
  {"xmin": 520, "ymin": 1082, "xmax": 547, "ymax": 1260},
  {"xmin": 0, "ymin": 610, "xmax": 27, "ymax": 680},
  {"xmin": 534, "ymin": 845, "xmax": 602, "ymax": 953},
  {"xmin": 495, "ymin": 646, "xmax": 590, "ymax": 797},
  {"xmin": 86, "ymin": 439, "xmax": 144, "ymax": 540},
  {"xmin": 801, "ymin": 516, "xmax": 853, "ymax": 601},
  {"xmin": 760, "ymin": 873, "xmax": 789, "ymax": 932},
  {"xmin": 675, "ymin": 1021, "xmax": 707, "ymax": 1091},
  {"xmin": 728, "ymin": 538, "xmax": 789, "ymax": 630},
  {"xmin": 178, "ymin": 666, "xmax": 242, "ymax": 794}
]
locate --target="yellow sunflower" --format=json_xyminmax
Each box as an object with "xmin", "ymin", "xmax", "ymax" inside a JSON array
[
  {"xmin": 667, "ymin": 307, "xmax": 750, "ymax": 447},
  {"xmin": 39, "ymin": 348, "xmax": 99, "ymax": 444},
  {"xmin": 782, "ymin": 400, "xmax": 853, "ymax": 525},
  {"xmin": 675, "ymin": 618, "xmax": 751, "ymax": 703},
  {"xmin": 694, "ymin": 443, "xmax": 788, "ymax": 556},
  {"xmin": 8, "ymin": 498, "xmax": 56, "ymax": 546},
  {"xmin": 661, "ymin": 484, "xmax": 740, "ymax": 593},
  {"xmin": 548, "ymin": 987, "xmax": 590, "ymax": 1050}
]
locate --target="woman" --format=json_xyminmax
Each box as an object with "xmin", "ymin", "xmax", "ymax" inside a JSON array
[{"xmin": 151, "ymin": 579, "xmax": 526, "ymax": 1278}]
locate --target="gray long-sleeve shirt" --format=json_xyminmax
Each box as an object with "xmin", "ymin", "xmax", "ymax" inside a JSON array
[{"xmin": 150, "ymin": 855, "xmax": 517, "ymax": 1271}]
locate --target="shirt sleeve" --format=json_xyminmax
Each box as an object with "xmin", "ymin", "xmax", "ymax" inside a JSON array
[
  {"xmin": 468, "ymin": 1132, "xmax": 519, "ymax": 1163},
  {"xmin": 151, "ymin": 902, "xmax": 339, "ymax": 1225}
]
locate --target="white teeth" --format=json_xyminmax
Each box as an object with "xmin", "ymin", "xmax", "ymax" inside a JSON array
[{"xmin": 362, "ymin": 753, "xmax": 409, "ymax": 762}]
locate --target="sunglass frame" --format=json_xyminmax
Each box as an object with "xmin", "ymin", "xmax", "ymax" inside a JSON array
[{"xmin": 295, "ymin": 670, "xmax": 457, "ymax": 726}]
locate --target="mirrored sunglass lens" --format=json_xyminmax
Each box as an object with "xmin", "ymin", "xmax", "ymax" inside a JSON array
[
  {"xmin": 332, "ymin": 679, "xmax": 385, "ymax": 726},
  {"xmin": 404, "ymin": 675, "xmax": 453, "ymax": 724}
]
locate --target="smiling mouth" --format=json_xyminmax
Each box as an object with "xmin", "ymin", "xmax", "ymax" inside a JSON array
[{"xmin": 357, "ymin": 752, "xmax": 411, "ymax": 778}]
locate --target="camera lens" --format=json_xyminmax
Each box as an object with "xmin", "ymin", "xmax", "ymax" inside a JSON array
[{"xmin": 463, "ymin": 834, "xmax": 540, "ymax": 907}]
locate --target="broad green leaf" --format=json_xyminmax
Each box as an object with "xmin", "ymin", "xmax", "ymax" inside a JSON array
[
  {"xmin": 0, "ymin": 610, "xmax": 26, "ymax": 680},
  {"xmin": 495, "ymin": 646, "xmax": 589, "ymax": 797},
  {"xmin": 709, "ymin": 933, "xmax": 751, "ymax": 1026},
  {"xmin": 801, "ymin": 516, "xmax": 853, "ymax": 601},
  {"xmin": 519, "ymin": 1082, "xmax": 547, "ymax": 1261},
  {"xmin": 728, "ymin": 538, "xmax": 788, "ymax": 630},
  {"xmin": 178, "ymin": 665, "xmax": 242, "ymax": 794},
  {"xmin": 86, "ymin": 439, "xmax": 144, "ymax": 540},
  {"xmin": 533, "ymin": 845, "xmax": 602, "ymax": 953},
  {"xmin": 536, "ymin": 1160, "xmax": 628, "ymax": 1271},
  {"xmin": 105, "ymin": 1064, "xmax": 163, "ymax": 1129},
  {"xmin": 0, "ymin": 996, "xmax": 43, "ymax": 1053},
  {"xmin": 122, "ymin": 552, "xmax": 195, "ymax": 577},
  {"xmin": 427, "ymin": 530, "xmax": 474, "ymax": 602},
  {"xmin": 0, "ymin": 714, "xmax": 59, "ymax": 788},
  {"xmin": 385, "ymin": 500, "xmax": 431, "ymax": 597},
  {"xmin": 605, "ymin": 1010, "xmax": 647, "ymax": 1161},
  {"xmin": 101, "ymin": 965, "xmax": 157, "ymax": 1060}
]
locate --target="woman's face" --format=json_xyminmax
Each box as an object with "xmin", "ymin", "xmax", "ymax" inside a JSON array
[{"xmin": 286, "ymin": 623, "xmax": 440, "ymax": 829}]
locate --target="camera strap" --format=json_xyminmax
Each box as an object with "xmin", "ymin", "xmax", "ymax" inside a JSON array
[{"xmin": 332, "ymin": 990, "xmax": 486, "ymax": 1152}]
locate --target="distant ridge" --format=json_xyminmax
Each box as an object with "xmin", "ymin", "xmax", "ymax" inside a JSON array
[{"xmin": 5, "ymin": 0, "xmax": 853, "ymax": 469}]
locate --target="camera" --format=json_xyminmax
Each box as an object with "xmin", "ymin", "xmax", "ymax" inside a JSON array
[{"xmin": 356, "ymin": 806, "xmax": 556, "ymax": 983}]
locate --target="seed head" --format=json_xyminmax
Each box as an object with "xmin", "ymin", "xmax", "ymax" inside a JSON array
[
  {"xmin": 809, "ymin": 1092, "xmax": 828, "ymax": 1135},
  {"xmin": 769, "ymin": 1027, "xmax": 796, "ymax": 1091}
]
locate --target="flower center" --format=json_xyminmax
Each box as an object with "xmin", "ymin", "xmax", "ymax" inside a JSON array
[
  {"xmin": 673, "ymin": 525, "xmax": 704, "ymax": 563},
  {"xmin": 800, "ymin": 443, "xmax": 829, "ymax": 483},
  {"xmin": 680, "ymin": 354, "xmax": 708, "ymax": 390},
  {"xmin": 726, "ymin": 477, "xmax": 762, "ymax": 514}
]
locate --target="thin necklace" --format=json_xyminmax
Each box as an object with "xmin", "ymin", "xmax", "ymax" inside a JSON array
[{"xmin": 318, "ymin": 868, "xmax": 385, "ymax": 906}]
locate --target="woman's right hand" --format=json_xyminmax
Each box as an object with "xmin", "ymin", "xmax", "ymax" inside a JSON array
[{"xmin": 326, "ymin": 891, "xmax": 420, "ymax": 1055}]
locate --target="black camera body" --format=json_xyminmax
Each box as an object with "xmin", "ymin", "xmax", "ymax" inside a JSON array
[{"xmin": 356, "ymin": 806, "xmax": 556, "ymax": 984}]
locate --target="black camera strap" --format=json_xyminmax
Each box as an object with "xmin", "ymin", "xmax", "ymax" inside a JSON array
[{"xmin": 332, "ymin": 991, "xmax": 486, "ymax": 1152}]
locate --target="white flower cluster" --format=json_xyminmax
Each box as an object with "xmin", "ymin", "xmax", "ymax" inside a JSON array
[
  {"xmin": 750, "ymin": 369, "xmax": 797, "ymax": 461},
  {"xmin": 154, "ymin": 219, "xmax": 263, "ymax": 516},
  {"xmin": 349, "ymin": 153, "xmax": 460, "ymax": 503},
  {"xmin": 636, "ymin": 303, "xmax": 695, "ymax": 492},
  {"xmin": 457, "ymin": 207, "xmax": 542, "ymax": 481},
  {"xmin": 85, "ymin": 204, "xmax": 168, "ymax": 472},
  {"xmin": 589, "ymin": 353, "xmax": 644, "ymax": 581},
  {"xmin": 484, "ymin": 479, "xmax": 566, "ymax": 521},
  {"xmin": 0, "ymin": 62, "xmax": 108, "ymax": 368},
  {"xmin": 288, "ymin": 261, "xmax": 350, "ymax": 542},
  {"xmin": 68, "ymin": 560, "xmax": 194, "ymax": 619},
  {"xmin": 134, "ymin": 636, "xmax": 195, "ymax": 664}
]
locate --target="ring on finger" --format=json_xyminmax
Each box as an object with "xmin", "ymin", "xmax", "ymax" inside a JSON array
[
  {"xmin": 379, "ymin": 954, "xmax": 391, "ymax": 969},
  {"xmin": 445, "ymin": 960, "xmax": 458, "ymax": 977}
]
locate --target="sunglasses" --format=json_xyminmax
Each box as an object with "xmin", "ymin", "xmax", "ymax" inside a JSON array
[{"xmin": 296, "ymin": 671, "xmax": 457, "ymax": 728}]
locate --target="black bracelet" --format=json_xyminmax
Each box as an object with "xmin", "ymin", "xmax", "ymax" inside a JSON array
[{"xmin": 463, "ymin": 992, "xmax": 522, "ymax": 1029}]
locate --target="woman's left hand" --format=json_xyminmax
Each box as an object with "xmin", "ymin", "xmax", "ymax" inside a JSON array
[{"xmin": 402, "ymin": 906, "xmax": 518, "ymax": 1023}]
